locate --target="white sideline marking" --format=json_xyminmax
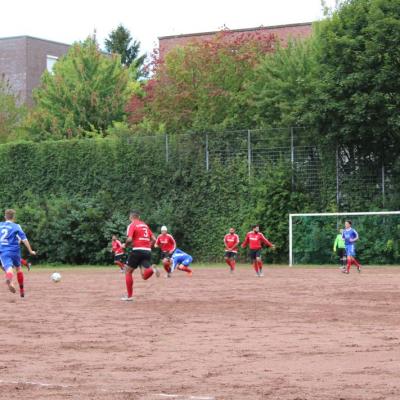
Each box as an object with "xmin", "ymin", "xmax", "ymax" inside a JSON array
[
  {"xmin": 156, "ymin": 395, "xmax": 215, "ymax": 400},
  {"xmin": 0, "ymin": 379, "xmax": 72, "ymax": 389}
]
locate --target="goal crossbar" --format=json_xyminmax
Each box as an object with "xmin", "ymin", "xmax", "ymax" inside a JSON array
[{"xmin": 289, "ymin": 211, "xmax": 400, "ymax": 266}]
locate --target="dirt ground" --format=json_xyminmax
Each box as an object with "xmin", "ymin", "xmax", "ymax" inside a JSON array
[{"xmin": 1, "ymin": 266, "xmax": 400, "ymax": 400}]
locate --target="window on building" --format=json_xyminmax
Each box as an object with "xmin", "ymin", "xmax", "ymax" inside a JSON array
[{"xmin": 46, "ymin": 55, "xmax": 58, "ymax": 73}]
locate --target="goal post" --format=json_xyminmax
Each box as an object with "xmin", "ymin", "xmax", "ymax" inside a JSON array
[{"xmin": 289, "ymin": 211, "xmax": 400, "ymax": 266}]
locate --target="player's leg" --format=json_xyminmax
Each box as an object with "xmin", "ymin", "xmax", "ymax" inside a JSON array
[
  {"xmin": 256, "ymin": 254, "xmax": 264, "ymax": 277},
  {"xmin": 1, "ymin": 253, "xmax": 16, "ymax": 293},
  {"xmin": 224, "ymin": 252, "xmax": 233, "ymax": 271},
  {"xmin": 351, "ymin": 256, "xmax": 362, "ymax": 272},
  {"xmin": 122, "ymin": 252, "xmax": 139, "ymax": 300},
  {"xmin": 177, "ymin": 256, "xmax": 193, "ymax": 276},
  {"xmin": 15, "ymin": 266, "xmax": 25, "ymax": 297},
  {"xmin": 114, "ymin": 254, "xmax": 125, "ymax": 271},
  {"xmin": 141, "ymin": 252, "xmax": 160, "ymax": 280},
  {"xmin": 250, "ymin": 251, "xmax": 259, "ymax": 275},
  {"xmin": 230, "ymin": 253, "xmax": 236, "ymax": 272}
]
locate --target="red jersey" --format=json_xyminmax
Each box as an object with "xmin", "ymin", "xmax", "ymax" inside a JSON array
[
  {"xmin": 112, "ymin": 239, "xmax": 124, "ymax": 255},
  {"xmin": 126, "ymin": 219, "xmax": 154, "ymax": 251},
  {"xmin": 241, "ymin": 231, "xmax": 273, "ymax": 250},
  {"xmin": 224, "ymin": 233, "xmax": 239, "ymax": 252},
  {"xmin": 156, "ymin": 233, "xmax": 176, "ymax": 253}
]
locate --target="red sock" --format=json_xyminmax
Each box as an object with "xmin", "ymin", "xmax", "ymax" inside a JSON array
[
  {"xmin": 163, "ymin": 260, "xmax": 171, "ymax": 273},
  {"xmin": 142, "ymin": 267, "xmax": 154, "ymax": 280},
  {"xmin": 257, "ymin": 260, "xmax": 263, "ymax": 271},
  {"xmin": 352, "ymin": 258, "xmax": 361, "ymax": 268},
  {"xmin": 5, "ymin": 271, "xmax": 13, "ymax": 281},
  {"xmin": 115, "ymin": 261, "xmax": 125, "ymax": 270},
  {"xmin": 125, "ymin": 272, "xmax": 134, "ymax": 297},
  {"xmin": 225, "ymin": 258, "xmax": 232, "ymax": 269},
  {"xmin": 253, "ymin": 262, "xmax": 259, "ymax": 273},
  {"xmin": 347, "ymin": 258, "xmax": 351, "ymax": 273},
  {"xmin": 17, "ymin": 271, "xmax": 24, "ymax": 292},
  {"xmin": 230, "ymin": 259, "xmax": 236, "ymax": 271},
  {"xmin": 178, "ymin": 265, "xmax": 192, "ymax": 274}
]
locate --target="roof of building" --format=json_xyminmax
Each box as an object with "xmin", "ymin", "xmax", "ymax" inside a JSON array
[
  {"xmin": 158, "ymin": 21, "xmax": 313, "ymax": 40},
  {"xmin": 0, "ymin": 35, "xmax": 71, "ymax": 47}
]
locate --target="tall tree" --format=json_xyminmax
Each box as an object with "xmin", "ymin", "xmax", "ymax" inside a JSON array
[
  {"xmin": 105, "ymin": 24, "xmax": 146, "ymax": 77},
  {"xmin": 127, "ymin": 30, "xmax": 276, "ymax": 133},
  {"xmin": 312, "ymin": 0, "xmax": 400, "ymax": 161},
  {"xmin": 28, "ymin": 36, "xmax": 130, "ymax": 140}
]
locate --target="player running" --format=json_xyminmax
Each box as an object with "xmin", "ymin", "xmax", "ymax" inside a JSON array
[
  {"xmin": 111, "ymin": 235, "xmax": 126, "ymax": 271},
  {"xmin": 342, "ymin": 220, "xmax": 362, "ymax": 274},
  {"xmin": 170, "ymin": 248, "xmax": 193, "ymax": 276},
  {"xmin": 224, "ymin": 228, "xmax": 239, "ymax": 273},
  {"xmin": 122, "ymin": 211, "xmax": 160, "ymax": 301},
  {"xmin": 155, "ymin": 226, "xmax": 176, "ymax": 277},
  {"xmin": 333, "ymin": 229, "xmax": 346, "ymax": 271},
  {"xmin": 0, "ymin": 209, "xmax": 36, "ymax": 297},
  {"xmin": 241, "ymin": 224, "xmax": 275, "ymax": 277}
]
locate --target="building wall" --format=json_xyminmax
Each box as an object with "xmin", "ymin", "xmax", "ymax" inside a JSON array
[
  {"xmin": 159, "ymin": 22, "xmax": 313, "ymax": 59},
  {"xmin": 0, "ymin": 36, "xmax": 70, "ymax": 106},
  {"xmin": 0, "ymin": 37, "xmax": 28, "ymax": 103}
]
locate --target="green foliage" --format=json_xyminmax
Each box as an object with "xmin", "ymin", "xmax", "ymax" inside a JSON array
[
  {"xmin": 0, "ymin": 78, "xmax": 27, "ymax": 143},
  {"xmin": 105, "ymin": 24, "xmax": 146, "ymax": 77},
  {"xmin": 312, "ymin": 0, "xmax": 400, "ymax": 160},
  {"xmin": 27, "ymin": 37, "xmax": 130, "ymax": 141}
]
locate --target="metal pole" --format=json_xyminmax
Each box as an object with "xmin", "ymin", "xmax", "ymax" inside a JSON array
[
  {"xmin": 290, "ymin": 127, "xmax": 294, "ymax": 189},
  {"xmin": 382, "ymin": 164, "xmax": 385, "ymax": 207},
  {"xmin": 289, "ymin": 214, "xmax": 293, "ymax": 267},
  {"xmin": 247, "ymin": 130, "xmax": 251, "ymax": 178},
  {"xmin": 205, "ymin": 133, "xmax": 209, "ymax": 172},
  {"xmin": 165, "ymin": 134, "xmax": 169, "ymax": 163},
  {"xmin": 336, "ymin": 146, "xmax": 340, "ymax": 208}
]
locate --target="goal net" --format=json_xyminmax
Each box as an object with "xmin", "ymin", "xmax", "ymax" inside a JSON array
[{"xmin": 289, "ymin": 211, "xmax": 400, "ymax": 266}]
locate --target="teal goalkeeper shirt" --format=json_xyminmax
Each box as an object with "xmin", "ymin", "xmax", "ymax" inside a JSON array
[{"xmin": 333, "ymin": 234, "xmax": 345, "ymax": 251}]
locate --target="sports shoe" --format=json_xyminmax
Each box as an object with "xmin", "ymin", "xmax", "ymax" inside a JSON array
[
  {"xmin": 120, "ymin": 296, "xmax": 134, "ymax": 301},
  {"xmin": 259, "ymin": 271, "xmax": 264, "ymax": 277},
  {"xmin": 187, "ymin": 271, "xmax": 193, "ymax": 277},
  {"xmin": 165, "ymin": 272, "xmax": 171, "ymax": 278},
  {"xmin": 357, "ymin": 266, "xmax": 362, "ymax": 273},
  {"xmin": 153, "ymin": 265, "xmax": 160, "ymax": 278},
  {"xmin": 6, "ymin": 280, "xmax": 16, "ymax": 294},
  {"xmin": 27, "ymin": 263, "xmax": 32, "ymax": 272},
  {"xmin": 20, "ymin": 289, "xmax": 25, "ymax": 298}
]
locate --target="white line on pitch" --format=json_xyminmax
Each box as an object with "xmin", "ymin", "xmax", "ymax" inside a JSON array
[{"xmin": 0, "ymin": 379, "xmax": 72, "ymax": 389}]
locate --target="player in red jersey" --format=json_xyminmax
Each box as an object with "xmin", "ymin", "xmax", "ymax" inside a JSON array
[
  {"xmin": 122, "ymin": 211, "xmax": 160, "ymax": 301},
  {"xmin": 224, "ymin": 228, "xmax": 239, "ymax": 273},
  {"xmin": 241, "ymin": 224, "xmax": 275, "ymax": 277},
  {"xmin": 111, "ymin": 235, "xmax": 126, "ymax": 271},
  {"xmin": 155, "ymin": 226, "xmax": 176, "ymax": 277}
]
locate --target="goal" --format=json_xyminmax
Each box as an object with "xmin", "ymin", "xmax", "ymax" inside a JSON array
[{"xmin": 289, "ymin": 211, "xmax": 400, "ymax": 266}]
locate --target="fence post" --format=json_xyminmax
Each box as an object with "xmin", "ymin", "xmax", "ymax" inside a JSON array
[
  {"xmin": 336, "ymin": 145, "xmax": 340, "ymax": 208},
  {"xmin": 290, "ymin": 127, "xmax": 294, "ymax": 189},
  {"xmin": 205, "ymin": 133, "xmax": 209, "ymax": 172},
  {"xmin": 382, "ymin": 163, "xmax": 385, "ymax": 207},
  {"xmin": 165, "ymin": 134, "xmax": 169, "ymax": 163},
  {"xmin": 247, "ymin": 130, "xmax": 251, "ymax": 178}
]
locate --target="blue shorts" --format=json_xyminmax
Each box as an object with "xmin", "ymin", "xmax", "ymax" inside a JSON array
[
  {"xmin": 173, "ymin": 255, "xmax": 193, "ymax": 268},
  {"xmin": 345, "ymin": 244, "xmax": 356, "ymax": 257},
  {"xmin": 0, "ymin": 251, "xmax": 21, "ymax": 271}
]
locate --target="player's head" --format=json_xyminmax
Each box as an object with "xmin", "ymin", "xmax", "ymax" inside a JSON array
[
  {"xmin": 252, "ymin": 224, "xmax": 259, "ymax": 232},
  {"xmin": 229, "ymin": 227, "xmax": 235, "ymax": 234},
  {"xmin": 4, "ymin": 209, "xmax": 16, "ymax": 221},
  {"xmin": 161, "ymin": 225, "xmax": 168, "ymax": 233},
  {"xmin": 345, "ymin": 220, "xmax": 352, "ymax": 229},
  {"xmin": 112, "ymin": 234, "xmax": 118, "ymax": 240},
  {"xmin": 129, "ymin": 211, "xmax": 140, "ymax": 221}
]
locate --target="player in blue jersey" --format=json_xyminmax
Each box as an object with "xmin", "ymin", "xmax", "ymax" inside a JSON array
[
  {"xmin": 342, "ymin": 220, "xmax": 361, "ymax": 274},
  {"xmin": 0, "ymin": 209, "xmax": 36, "ymax": 297},
  {"xmin": 170, "ymin": 248, "xmax": 193, "ymax": 277}
]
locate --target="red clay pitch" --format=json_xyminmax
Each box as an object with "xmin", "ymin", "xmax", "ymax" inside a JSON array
[{"xmin": 1, "ymin": 267, "xmax": 400, "ymax": 400}]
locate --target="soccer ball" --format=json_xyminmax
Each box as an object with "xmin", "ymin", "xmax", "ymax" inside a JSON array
[{"xmin": 51, "ymin": 272, "xmax": 62, "ymax": 283}]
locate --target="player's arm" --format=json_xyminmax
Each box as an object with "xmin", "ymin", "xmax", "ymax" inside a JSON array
[
  {"xmin": 21, "ymin": 239, "xmax": 36, "ymax": 255},
  {"xmin": 350, "ymin": 230, "xmax": 359, "ymax": 243},
  {"xmin": 170, "ymin": 235, "xmax": 176, "ymax": 252},
  {"xmin": 154, "ymin": 236, "xmax": 160, "ymax": 248},
  {"xmin": 333, "ymin": 236, "xmax": 338, "ymax": 252},
  {"xmin": 261, "ymin": 233, "xmax": 274, "ymax": 249}
]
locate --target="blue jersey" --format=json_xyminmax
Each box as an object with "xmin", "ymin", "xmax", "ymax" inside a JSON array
[
  {"xmin": 171, "ymin": 248, "xmax": 193, "ymax": 270},
  {"xmin": 342, "ymin": 228, "xmax": 358, "ymax": 246},
  {"xmin": 0, "ymin": 221, "xmax": 27, "ymax": 253}
]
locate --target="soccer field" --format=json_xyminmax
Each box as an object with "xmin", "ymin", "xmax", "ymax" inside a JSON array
[{"xmin": 2, "ymin": 266, "xmax": 400, "ymax": 400}]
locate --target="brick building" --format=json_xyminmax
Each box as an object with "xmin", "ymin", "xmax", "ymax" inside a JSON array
[
  {"xmin": 0, "ymin": 36, "xmax": 70, "ymax": 106},
  {"xmin": 158, "ymin": 22, "xmax": 313, "ymax": 58}
]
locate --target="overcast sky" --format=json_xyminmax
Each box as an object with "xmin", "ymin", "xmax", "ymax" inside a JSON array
[{"xmin": 1, "ymin": 0, "xmax": 337, "ymax": 55}]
